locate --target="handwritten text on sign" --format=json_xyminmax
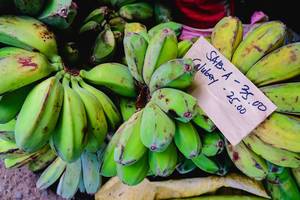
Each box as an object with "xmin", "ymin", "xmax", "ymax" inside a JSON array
[{"xmin": 185, "ymin": 37, "xmax": 277, "ymax": 145}]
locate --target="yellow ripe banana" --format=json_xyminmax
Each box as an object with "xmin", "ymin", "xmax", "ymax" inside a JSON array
[
  {"xmin": 246, "ymin": 43, "xmax": 300, "ymax": 86},
  {"xmin": 114, "ymin": 110, "xmax": 147, "ymax": 165},
  {"xmin": 151, "ymin": 88, "xmax": 197, "ymax": 122},
  {"xmin": 143, "ymin": 28, "xmax": 178, "ymax": 85},
  {"xmin": 232, "ymin": 21, "xmax": 286, "ymax": 74},
  {"xmin": 0, "ymin": 15, "xmax": 59, "ymax": 61},
  {"xmin": 51, "ymin": 75, "xmax": 88, "ymax": 163},
  {"xmin": 80, "ymin": 63, "xmax": 136, "ymax": 97},
  {"xmin": 253, "ymin": 112, "xmax": 300, "ymax": 153},
  {"xmin": 15, "ymin": 74, "xmax": 64, "ymax": 152},
  {"xmin": 244, "ymin": 134, "xmax": 300, "ymax": 168},
  {"xmin": 211, "ymin": 16, "xmax": 243, "ymax": 60},
  {"xmin": 140, "ymin": 101, "xmax": 175, "ymax": 152},
  {"xmin": 78, "ymin": 79, "xmax": 121, "ymax": 130},
  {"xmin": 177, "ymin": 39, "xmax": 193, "ymax": 58}
]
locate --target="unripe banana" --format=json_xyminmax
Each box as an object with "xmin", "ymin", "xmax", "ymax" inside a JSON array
[
  {"xmin": 202, "ymin": 131, "xmax": 224, "ymax": 157},
  {"xmin": 114, "ymin": 110, "xmax": 147, "ymax": 165},
  {"xmin": 232, "ymin": 21, "xmax": 286, "ymax": 74},
  {"xmin": 192, "ymin": 153, "xmax": 220, "ymax": 174},
  {"xmin": 247, "ymin": 43, "xmax": 300, "ymax": 86},
  {"xmin": 260, "ymin": 82, "xmax": 300, "ymax": 115},
  {"xmin": 117, "ymin": 153, "xmax": 149, "ymax": 186},
  {"xmin": 140, "ymin": 101, "xmax": 175, "ymax": 152},
  {"xmin": 192, "ymin": 106, "xmax": 216, "ymax": 132},
  {"xmin": 0, "ymin": 49, "xmax": 59, "ymax": 95},
  {"xmin": 148, "ymin": 21, "xmax": 182, "ymax": 39},
  {"xmin": 177, "ymin": 40, "xmax": 193, "ymax": 58},
  {"xmin": 119, "ymin": 97, "xmax": 137, "ymax": 121},
  {"xmin": 0, "ymin": 15, "xmax": 58, "ymax": 61},
  {"xmin": 149, "ymin": 58, "xmax": 195, "ymax": 93},
  {"xmin": 79, "ymin": 21, "xmax": 101, "ymax": 35},
  {"xmin": 149, "ymin": 142, "xmax": 177, "ymax": 177},
  {"xmin": 83, "ymin": 6, "xmax": 108, "ymax": 24},
  {"xmin": 109, "ymin": 16, "xmax": 126, "ymax": 33},
  {"xmin": 14, "ymin": 0, "xmax": 44, "ymax": 16},
  {"xmin": 51, "ymin": 76, "xmax": 88, "ymax": 163},
  {"xmin": 225, "ymin": 141, "xmax": 268, "ymax": 180},
  {"xmin": 80, "ymin": 63, "xmax": 136, "ymax": 97},
  {"xmin": 176, "ymin": 158, "xmax": 197, "ymax": 174},
  {"xmin": 15, "ymin": 75, "xmax": 63, "ymax": 152},
  {"xmin": 151, "ymin": 88, "xmax": 197, "ymax": 122},
  {"xmin": 211, "ymin": 16, "xmax": 243, "ymax": 60},
  {"xmin": 119, "ymin": 2, "xmax": 153, "ymax": 21},
  {"xmin": 253, "ymin": 112, "xmax": 300, "ymax": 153},
  {"xmin": 244, "ymin": 134, "xmax": 300, "ymax": 168},
  {"xmin": 143, "ymin": 28, "xmax": 178, "ymax": 85},
  {"xmin": 174, "ymin": 121, "xmax": 201, "ymax": 159}
]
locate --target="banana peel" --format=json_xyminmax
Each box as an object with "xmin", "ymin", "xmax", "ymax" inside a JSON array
[{"xmin": 95, "ymin": 173, "xmax": 270, "ymax": 200}]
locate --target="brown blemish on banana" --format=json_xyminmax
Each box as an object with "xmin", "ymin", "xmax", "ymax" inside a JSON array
[
  {"xmin": 254, "ymin": 162, "xmax": 263, "ymax": 170},
  {"xmin": 253, "ymin": 45, "xmax": 263, "ymax": 53},
  {"xmin": 18, "ymin": 56, "xmax": 37, "ymax": 68},
  {"xmin": 232, "ymin": 151, "xmax": 239, "ymax": 161}
]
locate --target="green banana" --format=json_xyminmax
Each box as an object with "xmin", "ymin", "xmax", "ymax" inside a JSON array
[
  {"xmin": 114, "ymin": 110, "xmax": 147, "ymax": 165},
  {"xmin": 192, "ymin": 106, "xmax": 216, "ymax": 132},
  {"xmin": 151, "ymin": 88, "xmax": 197, "ymax": 123},
  {"xmin": 119, "ymin": 97, "xmax": 137, "ymax": 121},
  {"xmin": 36, "ymin": 157, "xmax": 67, "ymax": 190},
  {"xmin": 28, "ymin": 148, "xmax": 57, "ymax": 172},
  {"xmin": 174, "ymin": 121, "xmax": 201, "ymax": 159},
  {"xmin": 246, "ymin": 43, "xmax": 300, "ymax": 86},
  {"xmin": 80, "ymin": 63, "xmax": 136, "ymax": 97},
  {"xmin": 119, "ymin": 2, "xmax": 153, "ymax": 21},
  {"xmin": 81, "ymin": 151, "xmax": 102, "ymax": 194},
  {"xmin": 56, "ymin": 158, "xmax": 81, "ymax": 199},
  {"xmin": 148, "ymin": 21, "xmax": 182, "ymax": 39},
  {"xmin": 149, "ymin": 58, "xmax": 196, "ymax": 93},
  {"xmin": 38, "ymin": 0, "xmax": 77, "ymax": 29},
  {"xmin": 78, "ymin": 80, "xmax": 121, "ymax": 130},
  {"xmin": 124, "ymin": 32, "xmax": 148, "ymax": 83},
  {"xmin": 202, "ymin": 131, "xmax": 224, "ymax": 157},
  {"xmin": 260, "ymin": 82, "xmax": 300, "ymax": 115},
  {"xmin": 211, "ymin": 16, "xmax": 243, "ymax": 60},
  {"xmin": 109, "ymin": 16, "xmax": 126, "ymax": 33},
  {"xmin": 117, "ymin": 153, "xmax": 149, "ymax": 186},
  {"xmin": 232, "ymin": 21, "xmax": 286, "ymax": 74},
  {"xmin": 51, "ymin": 75, "xmax": 87, "ymax": 163},
  {"xmin": 0, "ymin": 15, "xmax": 59, "ymax": 61},
  {"xmin": 14, "ymin": 0, "xmax": 44, "ymax": 16},
  {"xmin": 243, "ymin": 134, "xmax": 300, "ymax": 168},
  {"xmin": 143, "ymin": 28, "xmax": 178, "ymax": 85},
  {"xmin": 79, "ymin": 21, "xmax": 101, "ymax": 35},
  {"xmin": 225, "ymin": 141, "xmax": 268, "ymax": 180},
  {"xmin": 177, "ymin": 40, "xmax": 193, "ymax": 58},
  {"xmin": 0, "ymin": 84, "xmax": 32, "ymax": 123},
  {"xmin": 192, "ymin": 153, "xmax": 220, "ymax": 174},
  {"xmin": 176, "ymin": 158, "xmax": 197, "ymax": 174},
  {"xmin": 140, "ymin": 101, "xmax": 175, "ymax": 152},
  {"xmin": 253, "ymin": 112, "xmax": 300, "ymax": 153},
  {"xmin": 149, "ymin": 142, "xmax": 177, "ymax": 177},
  {"xmin": 0, "ymin": 119, "xmax": 16, "ymax": 142},
  {"xmin": 292, "ymin": 167, "xmax": 300, "ymax": 187},
  {"xmin": 154, "ymin": 1, "xmax": 172, "ymax": 23},
  {"xmin": 83, "ymin": 6, "xmax": 108, "ymax": 24},
  {"xmin": 15, "ymin": 75, "xmax": 64, "ymax": 152},
  {"xmin": 0, "ymin": 49, "xmax": 60, "ymax": 95},
  {"xmin": 91, "ymin": 28, "xmax": 116, "ymax": 64},
  {"xmin": 0, "ymin": 138, "xmax": 19, "ymax": 158}
]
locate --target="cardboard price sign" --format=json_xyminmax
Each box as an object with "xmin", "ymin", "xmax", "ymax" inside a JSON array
[{"xmin": 185, "ymin": 37, "xmax": 277, "ymax": 145}]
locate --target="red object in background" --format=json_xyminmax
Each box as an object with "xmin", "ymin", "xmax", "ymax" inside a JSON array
[{"xmin": 175, "ymin": 0, "xmax": 234, "ymax": 29}]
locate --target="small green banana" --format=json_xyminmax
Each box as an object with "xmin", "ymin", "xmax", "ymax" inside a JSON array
[
  {"xmin": 192, "ymin": 153, "xmax": 220, "ymax": 174},
  {"xmin": 83, "ymin": 6, "xmax": 108, "ymax": 24},
  {"xmin": 119, "ymin": 97, "xmax": 137, "ymax": 121},
  {"xmin": 119, "ymin": 2, "xmax": 153, "ymax": 21},
  {"xmin": 192, "ymin": 106, "xmax": 216, "ymax": 132},
  {"xmin": 201, "ymin": 131, "xmax": 224, "ymax": 157},
  {"xmin": 176, "ymin": 158, "xmax": 197, "ymax": 174}
]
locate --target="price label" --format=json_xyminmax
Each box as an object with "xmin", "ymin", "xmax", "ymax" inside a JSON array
[{"xmin": 185, "ymin": 37, "xmax": 277, "ymax": 145}]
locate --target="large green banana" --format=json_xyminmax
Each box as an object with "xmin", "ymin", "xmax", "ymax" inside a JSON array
[
  {"xmin": 80, "ymin": 63, "xmax": 136, "ymax": 97},
  {"xmin": 176, "ymin": 157, "xmax": 197, "ymax": 174},
  {"xmin": 36, "ymin": 157, "xmax": 67, "ymax": 190},
  {"xmin": 148, "ymin": 21, "xmax": 182, "ymax": 39},
  {"xmin": 78, "ymin": 80, "xmax": 121, "ymax": 130},
  {"xmin": 151, "ymin": 88, "xmax": 197, "ymax": 122},
  {"xmin": 14, "ymin": 0, "xmax": 44, "ymax": 16},
  {"xmin": 38, "ymin": 0, "xmax": 77, "ymax": 29},
  {"xmin": 28, "ymin": 148, "xmax": 57, "ymax": 172},
  {"xmin": 260, "ymin": 82, "xmax": 300, "ymax": 115},
  {"xmin": 117, "ymin": 153, "xmax": 149, "ymax": 186},
  {"xmin": 124, "ymin": 32, "xmax": 148, "ymax": 83},
  {"xmin": 0, "ymin": 84, "xmax": 32, "ymax": 123},
  {"xmin": 177, "ymin": 39, "xmax": 193, "ymax": 58},
  {"xmin": 192, "ymin": 106, "xmax": 216, "ymax": 132},
  {"xmin": 0, "ymin": 49, "xmax": 60, "ymax": 95},
  {"xmin": 0, "ymin": 15, "xmax": 59, "ymax": 61},
  {"xmin": 253, "ymin": 112, "xmax": 300, "ymax": 153},
  {"xmin": 232, "ymin": 21, "xmax": 286, "ymax": 74},
  {"xmin": 51, "ymin": 75, "xmax": 87, "ymax": 163},
  {"xmin": 56, "ymin": 158, "xmax": 81, "ymax": 199},
  {"xmin": 140, "ymin": 101, "xmax": 175, "ymax": 152},
  {"xmin": 202, "ymin": 131, "xmax": 224, "ymax": 157},
  {"xmin": 119, "ymin": 97, "xmax": 137, "ymax": 121},
  {"xmin": 148, "ymin": 142, "xmax": 177, "ymax": 177},
  {"xmin": 246, "ymin": 42, "xmax": 300, "ymax": 86},
  {"xmin": 225, "ymin": 141, "xmax": 268, "ymax": 180},
  {"xmin": 174, "ymin": 121, "xmax": 201, "ymax": 159},
  {"xmin": 192, "ymin": 153, "xmax": 220, "ymax": 174},
  {"xmin": 15, "ymin": 75, "xmax": 63, "ymax": 152},
  {"xmin": 0, "ymin": 138, "xmax": 18, "ymax": 158},
  {"xmin": 211, "ymin": 16, "xmax": 243, "ymax": 60},
  {"xmin": 114, "ymin": 110, "xmax": 147, "ymax": 165},
  {"xmin": 243, "ymin": 134, "xmax": 300, "ymax": 168},
  {"xmin": 71, "ymin": 77, "xmax": 107, "ymax": 152},
  {"xmin": 119, "ymin": 2, "xmax": 153, "ymax": 21},
  {"xmin": 143, "ymin": 28, "xmax": 178, "ymax": 85},
  {"xmin": 149, "ymin": 58, "xmax": 196, "ymax": 93}
]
